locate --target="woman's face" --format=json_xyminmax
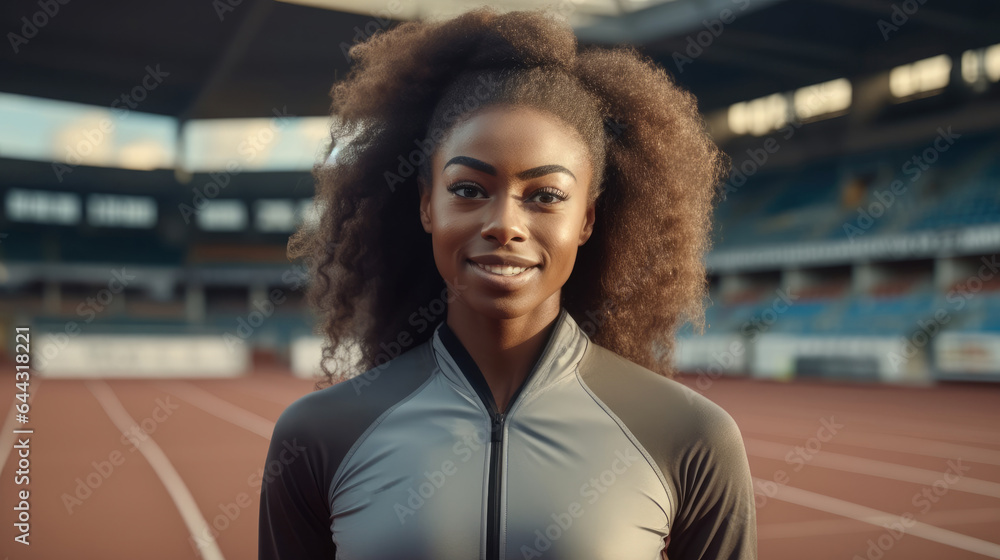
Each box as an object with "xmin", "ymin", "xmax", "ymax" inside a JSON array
[{"xmin": 419, "ymin": 104, "xmax": 596, "ymax": 320}]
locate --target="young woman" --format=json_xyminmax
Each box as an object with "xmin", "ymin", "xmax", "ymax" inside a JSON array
[{"xmin": 259, "ymin": 7, "xmax": 756, "ymax": 559}]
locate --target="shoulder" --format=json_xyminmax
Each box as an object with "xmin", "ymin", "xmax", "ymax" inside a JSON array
[
  {"xmin": 577, "ymin": 340, "xmax": 745, "ymax": 465},
  {"xmin": 268, "ymin": 340, "xmax": 439, "ymax": 468},
  {"xmin": 577, "ymin": 341, "xmax": 757, "ymax": 557}
]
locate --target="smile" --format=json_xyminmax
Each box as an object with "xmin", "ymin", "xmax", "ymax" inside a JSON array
[{"xmin": 469, "ymin": 261, "xmax": 535, "ymax": 277}]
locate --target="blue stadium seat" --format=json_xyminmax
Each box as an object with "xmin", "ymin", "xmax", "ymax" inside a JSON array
[{"xmin": 713, "ymin": 132, "xmax": 1000, "ymax": 249}]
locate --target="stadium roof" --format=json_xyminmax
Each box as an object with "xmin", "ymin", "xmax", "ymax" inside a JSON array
[{"xmin": 3, "ymin": 0, "xmax": 999, "ymax": 120}]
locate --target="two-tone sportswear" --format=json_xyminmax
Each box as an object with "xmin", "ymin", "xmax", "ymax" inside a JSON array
[{"xmin": 259, "ymin": 306, "xmax": 757, "ymax": 559}]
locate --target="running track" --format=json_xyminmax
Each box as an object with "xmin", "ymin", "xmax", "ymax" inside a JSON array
[{"xmin": 1, "ymin": 370, "xmax": 998, "ymax": 560}]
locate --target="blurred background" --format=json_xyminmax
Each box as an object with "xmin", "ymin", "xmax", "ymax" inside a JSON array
[{"xmin": 1, "ymin": 0, "xmax": 999, "ymax": 559}]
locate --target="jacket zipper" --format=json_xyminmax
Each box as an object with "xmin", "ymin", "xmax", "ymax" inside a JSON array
[
  {"xmin": 442, "ymin": 347, "xmax": 516, "ymax": 559},
  {"xmin": 487, "ymin": 410, "xmax": 505, "ymax": 560},
  {"xmin": 438, "ymin": 320, "xmax": 561, "ymax": 560},
  {"xmin": 483, "ymin": 379, "xmax": 536, "ymax": 559}
]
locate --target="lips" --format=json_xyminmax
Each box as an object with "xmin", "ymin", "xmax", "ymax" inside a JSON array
[
  {"xmin": 470, "ymin": 261, "xmax": 534, "ymax": 276},
  {"xmin": 466, "ymin": 253, "xmax": 539, "ymax": 277}
]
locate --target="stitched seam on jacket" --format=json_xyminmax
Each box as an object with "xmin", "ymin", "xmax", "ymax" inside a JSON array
[
  {"xmin": 328, "ymin": 343, "xmax": 440, "ymax": 505},
  {"xmin": 574, "ymin": 341, "xmax": 675, "ymax": 534}
]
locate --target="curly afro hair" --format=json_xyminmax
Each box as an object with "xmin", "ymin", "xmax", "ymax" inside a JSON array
[{"xmin": 288, "ymin": 6, "xmax": 728, "ymax": 388}]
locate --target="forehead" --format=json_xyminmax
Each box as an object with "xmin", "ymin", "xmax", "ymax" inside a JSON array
[{"xmin": 434, "ymin": 105, "xmax": 591, "ymax": 176}]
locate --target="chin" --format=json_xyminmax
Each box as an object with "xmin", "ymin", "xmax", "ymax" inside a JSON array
[
  {"xmin": 463, "ymin": 294, "xmax": 541, "ymax": 321},
  {"xmin": 471, "ymin": 299, "xmax": 531, "ymax": 320}
]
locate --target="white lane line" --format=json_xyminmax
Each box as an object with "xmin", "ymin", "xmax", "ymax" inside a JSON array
[
  {"xmin": 743, "ymin": 427, "xmax": 1000, "ymax": 466},
  {"xmin": 737, "ymin": 409, "xmax": 1000, "ymax": 447},
  {"xmin": 87, "ymin": 380, "xmax": 225, "ymax": 560},
  {"xmin": 759, "ymin": 507, "xmax": 1000, "ymax": 539},
  {"xmin": 754, "ymin": 478, "xmax": 1000, "ymax": 557},
  {"xmin": 156, "ymin": 382, "xmax": 274, "ymax": 439},
  {"xmin": 745, "ymin": 438, "xmax": 1000, "ymax": 499},
  {"xmin": 0, "ymin": 380, "xmax": 42, "ymax": 477}
]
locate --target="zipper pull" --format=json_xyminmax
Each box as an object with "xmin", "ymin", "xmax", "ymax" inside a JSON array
[{"xmin": 491, "ymin": 413, "xmax": 504, "ymax": 443}]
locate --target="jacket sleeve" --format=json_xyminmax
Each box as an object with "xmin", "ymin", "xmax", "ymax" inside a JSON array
[
  {"xmin": 665, "ymin": 403, "xmax": 758, "ymax": 560},
  {"xmin": 258, "ymin": 399, "xmax": 338, "ymax": 559}
]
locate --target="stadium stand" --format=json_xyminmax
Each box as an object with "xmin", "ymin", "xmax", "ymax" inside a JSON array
[{"xmin": 1, "ymin": 0, "xmax": 998, "ymax": 384}]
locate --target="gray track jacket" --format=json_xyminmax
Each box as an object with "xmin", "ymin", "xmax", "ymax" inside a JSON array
[{"xmin": 259, "ymin": 307, "xmax": 757, "ymax": 559}]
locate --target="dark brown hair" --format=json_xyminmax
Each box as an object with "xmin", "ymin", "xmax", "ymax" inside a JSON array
[{"xmin": 288, "ymin": 7, "xmax": 727, "ymax": 388}]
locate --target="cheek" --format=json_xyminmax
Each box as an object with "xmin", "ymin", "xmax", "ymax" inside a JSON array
[
  {"xmin": 536, "ymin": 219, "xmax": 583, "ymax": 267},
  {"xmin": 430, "ymin": 195, "xmax": 476, "ymax": 233},
  {"xmin": 429, "ymin": 214, "xmax": 472, "ymax": 266}
]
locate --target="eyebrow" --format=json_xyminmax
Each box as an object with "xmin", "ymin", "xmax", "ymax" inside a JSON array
[{"xmin": 443, "ymin": 156, "xmax": 577, "ymax": 182}]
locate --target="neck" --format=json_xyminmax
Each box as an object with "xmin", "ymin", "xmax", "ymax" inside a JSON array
[{"xmin": 445, "ymin": 295, "xmax": 561, "ymax": 412}]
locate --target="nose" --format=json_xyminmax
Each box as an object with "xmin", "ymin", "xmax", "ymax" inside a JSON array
[{"xmin": 481, "ymin": 195, "xmax": 527, "ymax": 247}]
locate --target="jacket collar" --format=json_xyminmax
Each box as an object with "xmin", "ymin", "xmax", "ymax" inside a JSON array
[{"xmin": 431, "ymin": 307, "xmax": 590, "ymax": 415}]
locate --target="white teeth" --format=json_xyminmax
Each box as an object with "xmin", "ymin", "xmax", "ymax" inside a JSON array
[{"xmin": 473, "ymin": 261, "xmax": 531, "ymax": 276}]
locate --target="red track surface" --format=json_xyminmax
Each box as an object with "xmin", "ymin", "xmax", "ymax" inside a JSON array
[{"xmin": 1, "ymin": 371, "xmax": 998, "ymax": 559}]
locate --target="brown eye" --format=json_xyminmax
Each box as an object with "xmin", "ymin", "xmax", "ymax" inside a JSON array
[
  {"xmin": 530, "ymin": 187, "xmax": 568, "ymax": 205},
  {"xmin": 447, "ymin": 182, "xmax": 485, "ymax": 199}
]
